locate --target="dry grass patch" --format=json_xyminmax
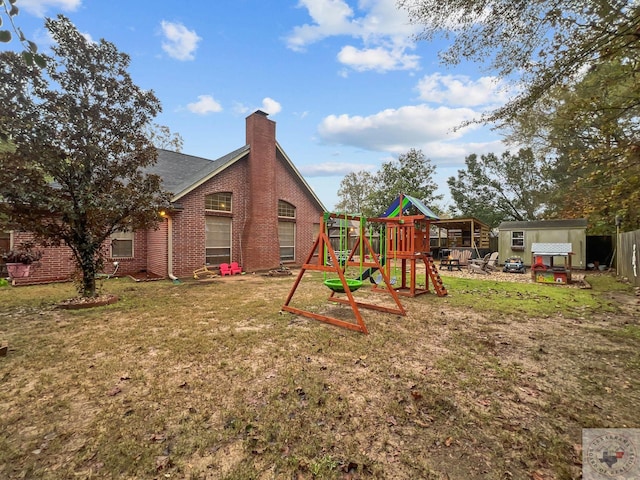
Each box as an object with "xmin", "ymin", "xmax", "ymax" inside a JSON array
[{"xmin": 0, "ymin": 272, "xmax": 638, "ymax": 479}]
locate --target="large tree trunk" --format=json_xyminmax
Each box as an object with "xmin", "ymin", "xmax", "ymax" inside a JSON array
[{"xmin": 78, "ymin": 244, "xmax": 98, "ymax": 298}]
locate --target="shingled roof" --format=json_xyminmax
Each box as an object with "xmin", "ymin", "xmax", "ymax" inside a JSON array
[
  {"xmin": 148, "ymin": 146, "xmax": 250, "ymax": 201},
  {"xmin": 498, "ymin": 219, "xmax": 587, "ymax": 230},
  {"xmin": 147, "ymin": 144, "xmax": 325, "ymax": 211}
]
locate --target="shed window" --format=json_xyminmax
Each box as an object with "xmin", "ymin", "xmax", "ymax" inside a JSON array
[
  {"xmin": 205, "ymin": 192, "xmax": 232, "ymax": 212},
  {"xmin": 511, "ymin": 231, "xmax": 524, "ymax": 250}
]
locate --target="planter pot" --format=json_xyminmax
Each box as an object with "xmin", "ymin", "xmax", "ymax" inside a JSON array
[{"xmin": 6, "ymin": 263, "xmax": 31, "ymax": 278}]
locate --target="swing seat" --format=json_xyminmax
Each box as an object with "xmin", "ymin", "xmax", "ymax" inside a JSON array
[{"xmin": 324, "ymin": 278, "xmax": 363, "ymax": 293}]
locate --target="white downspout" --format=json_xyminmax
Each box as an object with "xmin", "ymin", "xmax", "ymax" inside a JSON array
[{"xmin": 167, "ymin": 216, "xmax": 178, "ymax": 281}]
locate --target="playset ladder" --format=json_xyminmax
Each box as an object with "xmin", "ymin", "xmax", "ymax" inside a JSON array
[{"xmin": 425, "ymin": 254, "xmax": 447, "ymax": 297}]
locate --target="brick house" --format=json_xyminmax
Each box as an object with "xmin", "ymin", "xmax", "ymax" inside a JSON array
[{"xmin": 2, "ymin": 110, "xmax": 325, "ymax": 283}]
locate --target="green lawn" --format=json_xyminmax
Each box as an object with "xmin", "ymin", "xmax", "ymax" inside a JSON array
[{"xmin": 0, "ymin": 272, "xmax": 637, "ymax": 479}]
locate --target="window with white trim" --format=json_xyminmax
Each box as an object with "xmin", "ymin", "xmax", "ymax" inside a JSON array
[
  {"xmin": 278, "ymin": 221, "xmax": 295, "ymax": 261},
  {"xmin": 511, "ymin": 231, "xmax": 524, "ymax": 250},
  {"xmin": 278, "ymin": 200, "xmax": 296, "ymax": 261},
  {"xmin": 205, "ymin": 217, "xmax": 231, "ymax": 265},
  {"xmin": 111, "ymin": 231, "xmax": 134, "ymax": 258},
  {"xmin": 205, "ymin": 192, "xmax": 232, "ymax": 212}
]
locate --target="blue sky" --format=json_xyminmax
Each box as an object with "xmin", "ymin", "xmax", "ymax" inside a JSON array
[{"xmin": 6, "ymin": 0, "xmax": 513, "ymax": 210}]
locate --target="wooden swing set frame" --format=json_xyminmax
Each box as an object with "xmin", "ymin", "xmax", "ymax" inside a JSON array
[
  {"xmin": 282, "ymin": 212, "xmax": 406, "ymax": 334},
  {"xmin": 372, "ymin": 214, "xmax": 448, "ymax": 298}
]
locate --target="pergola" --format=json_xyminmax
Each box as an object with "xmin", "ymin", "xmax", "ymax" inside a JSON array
[{"xmin": 432, "ymin": 217, "xmax": 491, "ymax": 251}]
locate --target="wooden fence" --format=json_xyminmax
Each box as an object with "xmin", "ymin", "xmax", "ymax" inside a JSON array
[{"xmin": 617, "ymin": 229, "xmax": 640, "ymax": 287}]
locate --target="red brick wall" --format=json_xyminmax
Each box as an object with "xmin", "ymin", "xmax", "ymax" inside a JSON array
[
  {"xmin": 241, "ymin": 111, "xmax": 280, "ymax": 271},
  {"xmin": 146, "ymin": 219, "xmax": 168, "ymax": 277},
  {"xmin": 169, "ymin": 160, "xmax": 249, "ymax": 278},
  {"xmin": 9, "ymin": 231, "xmax": 76, "ymax": 284},
  {"xmin": 7, "ymin": 112, "xmax": 324, "ymax": 283},
  {"xmin": 274, "ymin": 150, "xmax": 323, "ymax": 264},
  {"xmin": 8, "ymin": 229, "xmax": 150, "ymax": 285},
  {"xmin": 168, "ymin": 112, "xmax": 323, "ymax": 277},
  {"xmin": 109, "ymin": 230, "xmax": 148, "ymax": 276}
]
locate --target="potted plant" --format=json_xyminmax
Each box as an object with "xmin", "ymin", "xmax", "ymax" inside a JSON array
[{"xmin": 1, "ymin": 242, "xmax": 43, "ymax": 279}]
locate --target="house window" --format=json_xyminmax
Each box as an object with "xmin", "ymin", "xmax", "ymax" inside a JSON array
[
  {"xmin": 111, "ymin": 231, "xmax": 134, "ymax": 258},
  {"xmin": 205, "ymin": 217, "xmax": 231, "ymax": 265},
  {"xmin": 278, "ymin": 201, "xmax": 296, "ymax": 261},
  {"xmin": 205, "ymin": 192, "xmax": 232, "ymax": 212},
  {"xmin": 511, "ymin": 231, "xmax": 525, "ymax": 250},
  {"xmin": 278, "ymin": 221, "xmax": 295, "ymax": 261},
  {"xmin": 278, "ymin": 200, "xmax": 295, "ymax": 218}
]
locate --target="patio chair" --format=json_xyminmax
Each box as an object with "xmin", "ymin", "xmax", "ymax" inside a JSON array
[
  {"xmin": 484, "ymin": 252, "xmax": 500, "ymax": 271},
  {"xmin": 230, "ymin": 261, "xmax": 242, "ymax": 275},
  {"xmin": 468, "ymin": 262, "xmax": 490, "ymax": 274},
  {"xmin": 219, "ymin": 263, "xmax": 232, "ymax": 276},
  {"xmin": 468, "ymin": 253, "xmax": 490, "ymax": 269}
]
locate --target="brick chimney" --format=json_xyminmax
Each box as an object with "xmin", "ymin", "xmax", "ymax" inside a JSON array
[{"xmin": 241, "ymin": 110, "xmax": 280, "ymax": 271}]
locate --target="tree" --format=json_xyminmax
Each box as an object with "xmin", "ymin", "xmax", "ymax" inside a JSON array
[
  {"xmin": 508, "ymin": 57, "xmax": 640, "ymax": 232},
  {"xmin": 334, "ymin": 170, "xmax": 376, "ymax": 216},
  {"xmin": 144, "ymin": 123, "xmax": 184, "ymax": 152},
  {"xmin": 398, "ymin": 0, "xmax": 640, "ymax": 127},
  {"xmin": 0, "ymin": 15, "xmax": 171, "ymax": 297},
  {"xmin": 371, "ymin": 148, "xmax": 442, "ymax": 215},
  {"xmin": 447, "ymin": 149, "xmax": 548, "ymax": 227},
  {"xmin": 0, "ymin": 0, "xmax": 46, "ymax": 67}
]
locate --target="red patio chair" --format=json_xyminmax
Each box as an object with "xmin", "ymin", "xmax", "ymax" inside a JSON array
[
  {"xmin": 230, "ymin": 262, "xmax": 242, "ymax": 275},
  {"xmin": 219, "ymin": 263, "xmax": 232, "ymax": 276}
]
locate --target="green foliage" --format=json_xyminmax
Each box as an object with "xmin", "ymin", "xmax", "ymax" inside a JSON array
[
  {"xmin": 447, "ymin": 148, "xmax": 548, "ymax": 227},
  {"xmin": 400, "ymin": 0, "xmax": 639, "ymax": 232},
  {"xmin": 0, "ymin": 15, "xmax": 171, "ymax": 297},
  {"xmin": 143, "ymin": 122, "xmax": 184, "ymax": 152},
  {"xmin": 373, "ymin": 148, "xmax": 442, "ymax": 215},
  {"xmin": 398, "ymin": 0, "xmax": 639, "ymax": 125},
  {"xmin": 334, "ymin": 170, "xmax": 375, "ymax": 215},
  {"xmin": 535, "ymin": 60, "xmax": 639, "ymax": 232},
  {"xmin": 0, "ymin": 0, "xmax": 46, "ymax": 67},
  {"xmin": 335, "ymin": 148, "xmax": 442, "ymax": 216}
]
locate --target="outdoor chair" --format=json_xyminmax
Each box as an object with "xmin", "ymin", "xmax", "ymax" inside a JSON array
[
  {"xmin": 230, "ymin": 262, "xmax": 242, "ymax": 275},
  {"xmin": 219, "ymin": 263, "xmax": 232, "ymax": 276},
  {"xmin": 468, "ymin": 253, "xmax": 490, "ymax": 274},
  {"xmin": 468, "ymin": 253, "xmax": 490, "ymax": 269},
  {"xmin": 484, "ymin": 252, "xmax": 500, "ymax": 271},
  {"xmin": 468, "ymin": 262, "xmax": 490, "ymax": 274}
]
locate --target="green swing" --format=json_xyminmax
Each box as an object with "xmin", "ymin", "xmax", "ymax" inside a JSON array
[
  {"xmin": 324, "ymin": 277, "xmax": 363, "ymax": 293},
  {"xmin": 323, "ymin": 213, "xmax": 363, "ymax": 293}
]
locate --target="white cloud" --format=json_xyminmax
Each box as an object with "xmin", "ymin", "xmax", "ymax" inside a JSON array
[
  {"xmin": 232, "ymin": 102, "xmax": 250, "ymax": 116},
  {"xmin": 416, "ymin": 73, "xmax": 514, "ymax": 107},
  {"xmin": 160, "ymin": 21, "xmax": 201, "ymax": 61},
  {"xmin": 314, "ymin": 103, "xmax": 512, "ymax": 178},
  {"xmin": 318, "ymin": 104, "xmax": 480, "ymax": 153},
  {"xmin": 261, "ymin": 97, "xmax": 282, "ymax": 116},
  {"xmin": 187, "ymin": 95, "xmax": 222, "ymax": 115},
  {"xmin": 80, "ymin": 32, "xmax": 94, "ymax": 44},
  {"xmin": 286, "ymin": 0, "xmax": 420, "ymax": 73},
  {"xmin": 19, "ymin": 0, "xmax": 81, "ymax": 16},
  {"xmin": 337, "ymin": 45, "xmax": 419, "ymax": 72},
  {"xmin": 286, "ymin": 0, "xmax": 357, "ymax": 51},
  {"xmin": 299, "ymin": 161, "xmax": 377, "ymax": 177}
]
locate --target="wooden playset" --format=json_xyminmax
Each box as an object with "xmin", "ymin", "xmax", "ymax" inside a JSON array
[{"xmin": 282, "ymin": 194, "xmax": 447, "ymax": 334}]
